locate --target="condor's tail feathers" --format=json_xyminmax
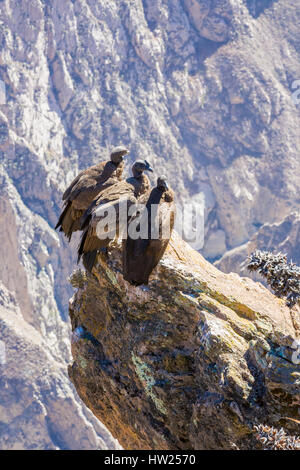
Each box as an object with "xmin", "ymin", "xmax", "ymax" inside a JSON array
[
  {"xmin": 82, "ymin": 251, "xmax": 98, "ymax": 273},
  {"xmin": 55, "ymin": 201, "xmax": 76, "ymax": 241},
  {"xmin": 55, "ymin": 201, "xmax": 71, "ymax": 230},
  {"xmin": 77, "ymin": 229, "xmax": 88, "ymax": 264}
]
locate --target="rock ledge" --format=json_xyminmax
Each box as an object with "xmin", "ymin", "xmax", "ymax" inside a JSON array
[{"xmin": 68, "ymin": 232, "xmax": 300, "ymax": 450}]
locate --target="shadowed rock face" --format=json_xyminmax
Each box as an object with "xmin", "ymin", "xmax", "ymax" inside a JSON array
[
  {"xmin": 246, "ymin": 0, "xmax": 277, "ymax": 19},
  {"xmin": 68, "ymin": 232, "xmax": 300, "ymax": 450}
]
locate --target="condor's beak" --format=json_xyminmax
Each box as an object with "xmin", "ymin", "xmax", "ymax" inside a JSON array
[{"xmin": 144, "ymin": 160, "xmax": 154, "ymax": 172}]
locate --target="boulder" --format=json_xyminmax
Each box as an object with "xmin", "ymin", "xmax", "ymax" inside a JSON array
[{"xmin": 68, "ymin": 232, "xmax": 300, "ymax": 450}]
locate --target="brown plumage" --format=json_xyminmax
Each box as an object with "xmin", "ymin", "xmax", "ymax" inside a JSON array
[
  {"xmin": 55, "ymin": 146, "xmax": 129, "ymax": 241},
  {"xmin": 78, "ymin": 160, "xmax": 154, "ymax": 272},
  {"xmin": 123, "ymin": 176, "xmax": 175, "ymax": 286}
]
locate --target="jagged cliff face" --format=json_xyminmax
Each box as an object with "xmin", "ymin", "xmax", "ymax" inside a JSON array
[
  {"xmin": 0, "ymin": 0, "xmax": 300, "ymax": 449},
  {"xmin": 216, "ymin": 212, "xmax": 300, "ymax": 280},
  {"xmin": 0, "ymin": 281, "xmax": 120, "ymax": 450},
  {"xmin": 68, "ymin": 233, "xmax": 300, "ymax": 450}
]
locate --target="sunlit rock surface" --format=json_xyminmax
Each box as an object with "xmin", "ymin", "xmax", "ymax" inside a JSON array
[{"xmin": 68, "ymin": 232, "xmax": 300, "ymax": 450}]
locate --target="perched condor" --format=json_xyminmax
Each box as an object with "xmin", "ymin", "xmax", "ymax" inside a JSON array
[
  {"xmin": 123, "ymin": 176, "xmax": 175, "ymax": 286},
  {"xmin": 55, "ymin": 146, "xmax": 129, "ymax": 241},
  {"xmin": 78, "ymin": 160, "xmax": 154, "ymax": 272}
]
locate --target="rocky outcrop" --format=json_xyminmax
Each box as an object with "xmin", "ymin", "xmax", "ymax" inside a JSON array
[{"xmin": 68, "ymin": 232, "xmax": 300, "ymax": 450}]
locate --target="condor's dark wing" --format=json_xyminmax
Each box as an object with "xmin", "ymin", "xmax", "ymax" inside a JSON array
[{"xmin": 123, "ymin": 189, "xmax": 175, "ymax": 285}]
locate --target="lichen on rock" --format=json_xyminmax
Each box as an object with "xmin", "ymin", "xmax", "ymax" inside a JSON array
[{"xmin": 68, "ymin": 232, "xmax": 300, "ymax": 450}]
